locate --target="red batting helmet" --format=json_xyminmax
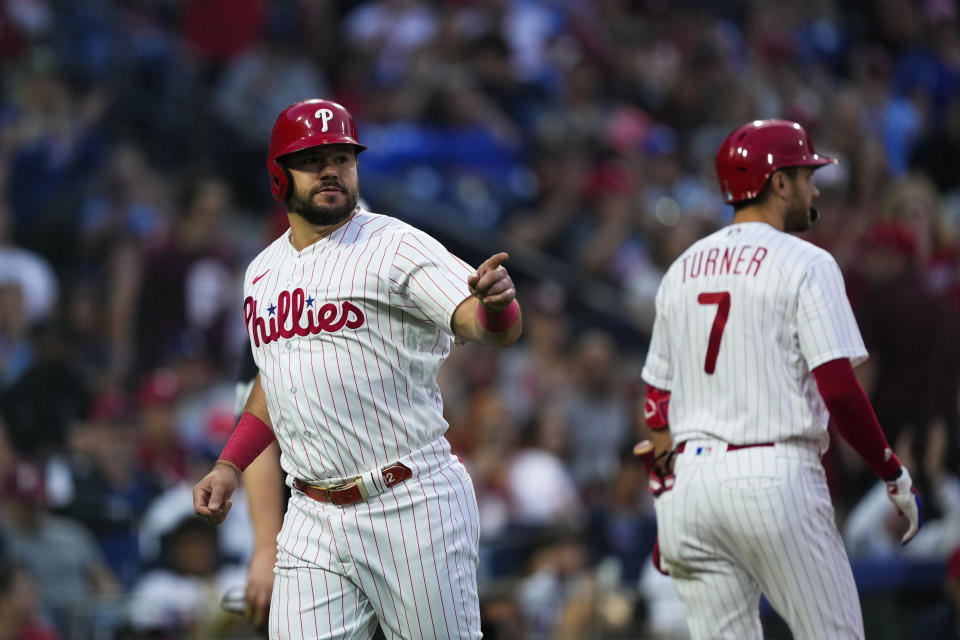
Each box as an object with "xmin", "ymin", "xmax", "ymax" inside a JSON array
[
  {"xmin": 267, "ymin": 99, "xmax": 367, "ymax": 202},
  {"xmin": 715, "ymin": 119, "xmax": 837, "ymax": 204}
]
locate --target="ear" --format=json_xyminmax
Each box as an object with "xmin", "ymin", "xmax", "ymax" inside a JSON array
[{"xmin": 772, "ymin": 171, "xmax": 790, "ymax": 197}]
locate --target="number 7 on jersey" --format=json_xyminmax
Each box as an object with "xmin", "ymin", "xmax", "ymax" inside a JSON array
[{"xmin": 698, "ymin": 291, "xmax": 730, "ymax": 374}]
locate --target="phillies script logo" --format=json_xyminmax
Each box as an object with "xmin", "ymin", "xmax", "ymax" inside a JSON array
[{"xmin": 244, "ymin": 288, "xmax": 365, "ymax": 347}]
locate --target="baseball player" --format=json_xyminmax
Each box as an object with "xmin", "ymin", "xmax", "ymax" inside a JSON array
[
  {"xmin": 193, "ymin": 98, "xmax": 522, "ymax": 640},
  {"xmin": 638, "ymin": 119, "xmax": 923, "ymax": 639}
]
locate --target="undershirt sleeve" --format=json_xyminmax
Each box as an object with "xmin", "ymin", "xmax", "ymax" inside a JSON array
[{"xmin": 812, "ymin": 357, "xmax": 901, "ymax": 480}]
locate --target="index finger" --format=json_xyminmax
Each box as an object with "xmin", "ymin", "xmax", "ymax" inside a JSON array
[{"xmin": 478, "ymin": 252, "xmax": 510, "ymax": 274}]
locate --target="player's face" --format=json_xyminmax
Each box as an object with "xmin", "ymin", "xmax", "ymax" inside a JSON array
[
  {"xmin": 783, "ymin": 167, "xmax": 820, "ymax": 233},
  {"xmin": 285, "ymin": 145, "xmax": 360, "ymax": 227}
]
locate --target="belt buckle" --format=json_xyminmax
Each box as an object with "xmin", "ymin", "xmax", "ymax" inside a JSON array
[{"xmin": 329, "ymin": 476, "xmax": 369, "ymax": 501}]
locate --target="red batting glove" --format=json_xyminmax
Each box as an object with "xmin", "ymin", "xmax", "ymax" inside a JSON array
[
  {"xmin": 635, "ymin": 440, "xmax": 673, "ymax": 575},
  {"xmin": 634, "ymin": 440, "xmax": 675, "ymax": 497}
]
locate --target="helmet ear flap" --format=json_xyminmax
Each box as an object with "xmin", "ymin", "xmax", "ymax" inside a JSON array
[
  {"xmin": 281, "ymin": 166, "xmax": 293, "ymax": 204},
  {"xmin": 267, "ymin": 157, "xmax": 290, "ymax": 202}
]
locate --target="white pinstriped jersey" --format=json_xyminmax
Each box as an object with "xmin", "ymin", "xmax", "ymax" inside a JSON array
[
  {"xmin": 642, "ymin": 222, "xmax": 867, "ymax": 450},
  {"xmin": 243, "ymin": 209, "xmax": 473, "ymax": 482}
]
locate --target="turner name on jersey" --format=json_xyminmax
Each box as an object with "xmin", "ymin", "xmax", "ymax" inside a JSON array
[{"xmin": 680, "ymin": 242, "xmax": 769, "ymax": 282}]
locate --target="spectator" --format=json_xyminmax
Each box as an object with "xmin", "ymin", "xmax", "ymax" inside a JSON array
[
  {"xmin": 479, "ymin": 580, "xmax": 527, "ymax": 640},
  {"xmin": 879, "ymin": 173, "xmax": 960, "ymax": 308},
  {"xmin": 847, "ymin": 220, "xmax": 960, "ymax": 479},
  {"xmin": 638, "ymin": 555, "xmax": 690, "ymax": 640},
  {"xmin": 507, "ymin": 406, "xmax": 583, "ymax": 530},
  {"xmin": 126, "ymin": 516, "xmax": 247, "ymax": 638},
  {"xmin": 180, "ymin": 0, "xmax": 266, "ymax": 68},
  {"xmin": 56, "ymin": 393, "xmax": 158, "ymax": 587},
  {"xmin": 495, "ymin": 281, "xmax": 573, "ymax": 425},
  {"xmin": 0, "ymin": 321, "xmax": 91, "ymax": 460},
  {"xmin": 564, "ymin": 329, "xmax": 630, "ymax": 492},
  {"xmin": 517, "ymin": 528, "xmax": 591, "ymax": 640},
  {"xmin": 344, "ymin": 0, "xmax": 439, "ymax": 85},
  {"xmin": 505, "ymin": 148, "xmax": 591, "ymax": 256},
  {"xmin": 911, "ymin": 93, "xmax": 960, "ymax": 194},
  {"xmin": 210, "ymin": 3, "xmax": 328, "ymax": 208},
  {"xmin": 463, "ymin": 390, "xmax": 520, "ymax": 540},
  {"xmin": 0, "ymin": 192, "xmax": 58, "ymax": 325},
  {"xmin": 586, "ymin": 445, "xmax": 657, "ymax": 585},
  {"xmin": 915, "ymin": 545, "xmax": 960, "ymax": 639},
  {"xmin": 573, "ymin": 155, "xmax": 644, "ymax": 284},
  {"xmin": 78, "ymin": 143, "xmax": 169, "ymax": 247},
  {"xmin": 0, "ymin": 557, "xmax": 59, "ymax": 640},
  {"xmin": 132, "ymin": 170, "xmax": 238, "ymax": 375},
  {"xmin": 134, "ymin": 369, "xmax": 188, "ymax": 490},
  {"xmin": 4, "ymin": 52, "xmax": 108, "ymax": 270},
  {"xmin": 0, "ymin": 282, "xmax": 33, "ymax": 388},
  {"xmin": 0, "ymin": 459, "xmax": 119, "ymax": 638}
]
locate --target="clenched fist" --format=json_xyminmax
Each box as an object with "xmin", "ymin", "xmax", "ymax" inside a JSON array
[{"xmin": 193, "ymin": 461, "xmax": 241, "ymax": 526}]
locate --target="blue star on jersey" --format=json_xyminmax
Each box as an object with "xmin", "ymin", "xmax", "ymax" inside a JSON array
[{"xmin": 268, "ymin": 303, "xmax": 277, "ymax": 315}]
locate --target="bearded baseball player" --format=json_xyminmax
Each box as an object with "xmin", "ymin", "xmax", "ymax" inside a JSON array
[
  {"xmin": 193, "ymin": 98, "xmax": 522, "ymax": 640},
  {"xmin": 637, "ymin": 119, "xmax": 923, "ymax": 639}
]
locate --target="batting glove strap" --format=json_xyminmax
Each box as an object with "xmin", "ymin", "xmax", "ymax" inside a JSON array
[{"xmin": 885, "ymin": 466, "xmax": 924, "ymax": 545}]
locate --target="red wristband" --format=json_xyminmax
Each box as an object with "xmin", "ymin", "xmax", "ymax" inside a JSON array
[
  {"xmin": 218, "ymin": 412, "xmax": 276, "ymax": 472},
  {"xmin": 477, "ymin": 299, "xmax": 519, "ymax": 332}
]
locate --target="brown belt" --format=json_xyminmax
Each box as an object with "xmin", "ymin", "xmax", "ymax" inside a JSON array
[
  {"xmin": 294, "ymin": 462, "xmax": 413, "ymax": 506},
  {"xmin": 676, "ymin": 441, "xmax": 775, "ymax": 454}
]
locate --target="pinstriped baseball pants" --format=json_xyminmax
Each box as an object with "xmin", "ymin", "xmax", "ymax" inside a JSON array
[
  {"xmin": 655, "ymin": 439, "xmax": 864, "ymax": 640},
  {"xmin": 269, "ymin": 449, "xmax": 481, "ymax": 640}
]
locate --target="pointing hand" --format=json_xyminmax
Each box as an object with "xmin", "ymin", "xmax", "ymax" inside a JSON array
[{"xmin": 467, "ymin": 252, "xmax": 515, "ymax": 312}]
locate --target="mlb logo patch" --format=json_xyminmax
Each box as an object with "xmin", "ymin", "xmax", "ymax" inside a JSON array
[{"xmin": 694, "ymin": 446, "xmax": 714, "ymax": 456}]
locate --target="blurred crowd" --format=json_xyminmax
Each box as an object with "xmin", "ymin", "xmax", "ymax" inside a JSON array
[{"xmin": 0, "ymin": 0, "xmax": 959, "ymax": 638}]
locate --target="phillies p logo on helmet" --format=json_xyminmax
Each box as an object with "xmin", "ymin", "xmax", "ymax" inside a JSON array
[
  {"xmin": 315, "ymin": 108, "xmax": 334, "ymax": 133},
  {"xmin": 266, "ymin": 99, "xmax": 367, "ymax": 202}
]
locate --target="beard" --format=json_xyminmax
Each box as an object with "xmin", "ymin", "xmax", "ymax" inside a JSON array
[
  {"xmin": 288, "ymin": 180, "xmax": 359, "ymax": 227},
  {"xmin": 784, "ymin": 202, "xmax": 819, "ymax": 233}
]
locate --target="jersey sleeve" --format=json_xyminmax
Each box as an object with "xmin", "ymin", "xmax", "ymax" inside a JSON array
[
  {"xmin": 797, "ymin": 256, "xmax": 868, "ymax": 369},
  {"xmin": 641, "ymin": 279, "xmax": 674, "ymax": 390},
  {"xmin": 390, "ymin": 230, "xmax": 473, "ymax": 334}
]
